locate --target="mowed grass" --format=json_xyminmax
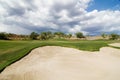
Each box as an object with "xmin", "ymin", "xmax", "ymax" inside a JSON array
[{"xmin": 0, "ymin": 40, "xmax": 119, "ymax": 72}]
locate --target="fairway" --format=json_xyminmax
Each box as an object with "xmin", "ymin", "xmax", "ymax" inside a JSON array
[{"xmin": 0, "ymin": 40, "xmax": 119, "ymax": 72}]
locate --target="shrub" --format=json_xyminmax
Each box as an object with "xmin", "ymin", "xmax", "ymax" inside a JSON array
[
  {"xmin": 40, "ymin": 31, "xmax": 54, "ymax": 40},
  {"xmin": 109, "ymin": 33, "xmax": 119, "ymax": 40},
  {"xmin": 101, "ymin": 33, "xmax": 107, "ymax": 39},
  {"xmin": 75, "ymin": 32, "xmax": 85, "ymax": 38},
  {"xmin": 0, "ymin": 32, "xmax": 8, "ymax": 40},
  {"xmin": 54, "ymin": 32, "xmax": 65, "ymax": 38},
  {"xmin": 30, "ymin": 32, "xmax": 39, "ymax": 40}
]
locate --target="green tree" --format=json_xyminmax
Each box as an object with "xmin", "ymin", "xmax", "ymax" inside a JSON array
[
  {"xmin": 101, "ymin": 33, "xmax": 107, "ymax": 39},
  {"xmin": 40, "ymin": 31, "xmax": 53, "ymax": 40},
  {"xmin": 54, "ymin": 32, "xmax": 65, "ymax": 38},
  {"xmin": 0, "ymin": 32, "xmax": 8, "ymax": 40},
  {"xmin": 67, "ymin": 34, "xmax": 72, "ymax": 38},
  {"xmin": 30, "ymin": 32, "xmax": 38, "ymax": 40},
  {"xmin": 109, "ymin": 33, "xmax": 119, "ymax": 40},
  {"xmin": 75, "ymin": 32, "xmax": 85, "ymax": 38},
  {"xmin": 46, "ymin": 31, "xmax": 54, "ymax": 39}
]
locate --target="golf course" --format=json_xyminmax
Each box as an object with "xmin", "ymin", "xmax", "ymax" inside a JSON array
[
  {"xmin": 1, "ymin": 0, "xmax": 120, "ymax": 79},
  {"xmin": 0, "ymin": 40, "xmax": 120, "ymax": 80}
]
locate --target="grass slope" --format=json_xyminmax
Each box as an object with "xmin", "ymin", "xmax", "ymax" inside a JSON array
[{"xmin": 0, "ymin": 40, "xmax": 119, "ymax": 72}]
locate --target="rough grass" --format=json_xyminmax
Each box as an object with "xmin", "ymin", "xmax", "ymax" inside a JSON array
[{"xmin": 0, "ymin": 40, "xmax": 119, "ymax": 72}]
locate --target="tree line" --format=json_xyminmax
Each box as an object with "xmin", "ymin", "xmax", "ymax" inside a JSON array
[
  {"xmin": 0, "ymin": 32, "xmax": 29, "ymax": 40},
  {"xmin": 30, "ymin": 32, "xmax": 85, "ymax": 40},
  {"xmin": 101, "ymin": 33, "xmax": 120, "ymax": 40},
  {"xmin": 0, "ymin": 32, "xmax": 120, "ymax": 40},
  {"xmin": 30, "ymin": 31, "xmax": 73, "ymax": 40},
  {"xmin": 0, "ymin": 32, "xmax": 73, "ymax": 40}
]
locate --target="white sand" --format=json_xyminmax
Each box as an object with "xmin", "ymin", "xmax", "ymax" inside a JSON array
[
  {"xmin": 109, "ymin": 43, "xmax": 120, "ymax": 47},
  {"xmin": 0, "ymin": 46, "xmax": 120, "ymax": 80}
]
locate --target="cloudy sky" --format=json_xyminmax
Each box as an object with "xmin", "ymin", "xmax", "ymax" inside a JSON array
[{"xmin": 0, "ymin": 0, "xmax": 120, "ymax": 35}]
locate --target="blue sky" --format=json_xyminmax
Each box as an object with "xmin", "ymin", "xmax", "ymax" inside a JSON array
[
  {"xmin": 87, "ymin": 0, "xmax": 120, "ymax": 11},
  {"xmin": 0, "ymin": 0, "xmax": 120, "ymax": 35}
]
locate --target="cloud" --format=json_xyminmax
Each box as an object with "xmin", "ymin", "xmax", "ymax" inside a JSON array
[
  {"xmin": 0, "ymin": 0, "xmax": 120, "ymax": 35},
  {"xmin": 80, "ymin": 10, "xmax": 120, "ymax": 35}
]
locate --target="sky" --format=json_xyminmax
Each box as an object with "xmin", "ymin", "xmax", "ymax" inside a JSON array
[{"xmin": 0, "ymin": 0, "xmax": 120, "ymax": 35}]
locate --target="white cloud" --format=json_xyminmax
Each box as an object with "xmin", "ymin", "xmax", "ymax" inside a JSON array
[
  {"xmin": 80, "ymin": 10, "xmax": 120, "ymax": 35},
  {"xmin": 0, "ymin": 0, "xmax": 120, "ymax": 35}
]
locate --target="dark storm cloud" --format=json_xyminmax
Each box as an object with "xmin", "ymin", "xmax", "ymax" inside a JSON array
[
  {"xmin": 8, "ymin": 7, "xmax": 25, "ymax": 16},
  {"xmin": 82, "ymin": 26, "xmax": 103, "ymax": 35}
]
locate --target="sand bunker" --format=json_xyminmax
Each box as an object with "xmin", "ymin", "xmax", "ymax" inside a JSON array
[
  {"xmin": 109, "ymin": 43, "xmax": 120, "ymax": 47},
  {"xmin": 0, "ymin": 46, "xmax": 120, "ymax": 80}
]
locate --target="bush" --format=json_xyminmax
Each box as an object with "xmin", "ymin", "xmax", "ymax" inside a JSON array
[
  {"xmin": 75, "ymin": 32, "xmax": 85, "ymax": 38},
  {"xmin": 30, "ymin": 32, "xmax": 39, "ymax": 40},
  {"xmin": 0, "ymin": 33, "xmax": 8, "ymax": 40},
  {"xmin": 101, "ymin": 33, "xmax": 107, "ymax": 39},
  {"xmin": 109, "ymin": 33, "xmax": 119, "ymax": 40},
  {"xmin": 67, "ymin": 34, "xmax": 72, "ymax": 38},
  {"xmin": 54, "ymin": 32, "xmax": 65, "ymax": 38},
  {"xmin": 40, "ymin": 31, "xmax": 54, "ymax": 40}
]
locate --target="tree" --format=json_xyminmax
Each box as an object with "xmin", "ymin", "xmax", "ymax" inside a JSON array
[
  {"xmin": 67, "ymin": 34, "xmax": 72, "ymax": 38},
  {"xmin": 75, "ymin": 32, "xmax": 85, "ymax": 38},
  {"xmin": 30, "ymin": 32, "xmax": 38, "ymax": 40},
  {"xmin": 40, "ymin": 31, "xmax": 53, "ymax": 40},
  {"xmin": 109, "ymin": 33, "xmax": 119, "ymax": 40},
  {"xmin": 40, "ymin": 32, "xmax": 47, "ymax": 40},
  {"xmin": 46, "ymin": 31, "xmax": 54, "ymax": 39},
  {"xmin": 54, "ymin": 32, "xmax": 65, "ymax": 38},
  {"xmin": 101, "ymin": 33, "xmax": 107, "ymax": 39},
  {"xmin": 0, "ymin": 32, "xmax": 8, "ymax": 40}
]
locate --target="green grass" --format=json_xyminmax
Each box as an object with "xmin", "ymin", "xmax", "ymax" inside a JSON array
[{"xmin": 0, "ymin": 40, "xmax": 119, "ymax": 72}]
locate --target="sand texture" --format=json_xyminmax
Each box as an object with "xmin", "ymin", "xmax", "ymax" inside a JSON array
[
  {"xmin": 109, "ymin": 43, "xmax": 120, "ymax": 47},
  {"xmin": 0, "ymin": 46, "xmax": 120, "ymax": 80}
]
